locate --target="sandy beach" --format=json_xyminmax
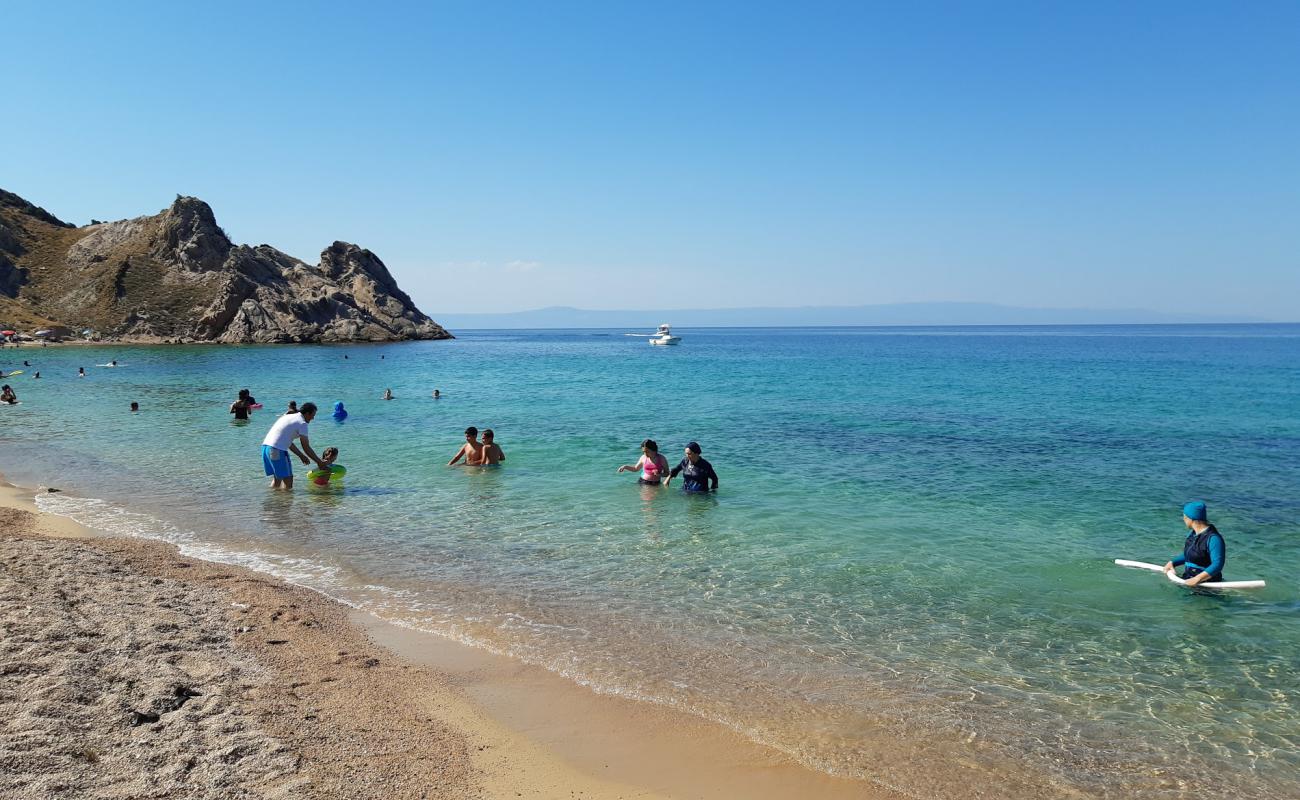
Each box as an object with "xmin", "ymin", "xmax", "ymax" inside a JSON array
[{"xmin": 0, "ymin": 476, "xmax": 893, "ymax": 800}]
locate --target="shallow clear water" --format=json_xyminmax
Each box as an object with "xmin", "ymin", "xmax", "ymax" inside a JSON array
[{"xmin": 2, "ymin": 325, "xmax": 1298, "ymax": 798}]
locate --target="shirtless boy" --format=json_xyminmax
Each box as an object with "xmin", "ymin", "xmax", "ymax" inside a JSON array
[
  {"xmin": 481, "ymin": 429, "xmax": 506, "ymax": 465},
  {"xmin": 448, "ymin": 426, "xmax": 484, "ymax": 466}
]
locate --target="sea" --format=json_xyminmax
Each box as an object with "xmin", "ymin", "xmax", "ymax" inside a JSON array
[{"xmin": 2, "ymin": 324, "xmax": 1298, "ymax": 799}]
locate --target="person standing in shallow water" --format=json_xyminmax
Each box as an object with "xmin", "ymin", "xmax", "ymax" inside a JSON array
[
  {"xmin": 617, "ymin": 439, "xmax": 670, "ymax": 486},
  {"xmin": 1164, "ymin": 501, "xmax": 1227, "ymax": 586},
  {"xmin": 231, "ymin": 390, "xmax": 253, "ymax": 421},
  {"xmin": 480, "ymin": 429, "xmax": 505, "ymax": 465},
  {"xmin": 261, "ymin": 402, "xmax": 326, "ymax": 490},
  {"xmin": 664, "ymin": 441, "xmax": 719, "ymax": 493},
  {"xmin": 447, "ymin": 427, "xmax": 484, "ymax": 466}
]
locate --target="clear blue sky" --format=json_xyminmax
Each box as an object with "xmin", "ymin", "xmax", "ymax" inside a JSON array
[{"xmin": 4, "ymin": 1, "xmax": 1297, "ymax": 318}]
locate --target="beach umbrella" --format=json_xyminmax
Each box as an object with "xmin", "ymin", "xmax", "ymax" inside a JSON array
[{"xmin": 1, "ymin": 330, "xmax": 14, "ymax": 336}]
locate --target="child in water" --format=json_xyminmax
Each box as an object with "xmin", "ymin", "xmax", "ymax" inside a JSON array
[
  {"xmin": 312, "ymin": 447, "xmax": 341, "ymax": 485},
  {"xmin": 481, "ymin": 429, "xmax": 506, "ymax": 465}
]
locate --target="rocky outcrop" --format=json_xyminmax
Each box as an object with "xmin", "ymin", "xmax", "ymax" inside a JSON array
[{"xmin": 0, "ymin": 190, "xmax": 452, "ymax": 343}]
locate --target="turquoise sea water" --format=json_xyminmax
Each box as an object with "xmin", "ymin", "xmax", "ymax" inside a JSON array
[{"xmin": 2, "ymin": 325, "xmax": 1298, "ymax": 798}]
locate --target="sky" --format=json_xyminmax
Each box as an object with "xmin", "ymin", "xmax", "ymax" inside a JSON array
[{"xmin": 3, "ymin": 1, "xmax": 1298, "ymax": 319}]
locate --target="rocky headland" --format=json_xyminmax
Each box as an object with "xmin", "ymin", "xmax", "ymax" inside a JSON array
[{"xmin": 0, "ymin": 189, "xmax": 451, "ymax": 343}]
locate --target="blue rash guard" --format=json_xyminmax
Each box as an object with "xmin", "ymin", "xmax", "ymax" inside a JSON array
[
  {"xmin": 669, "ymin": 457, "xmax": 719, "ymax": 493},
  {"xmin": 1170, "ymin": 524, "xmax": 1226, "ymax": 582}
]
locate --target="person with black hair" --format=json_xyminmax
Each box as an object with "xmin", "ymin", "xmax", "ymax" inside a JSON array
[
  {"xmin": 665, "ymin": 442, "xmax": 719, "ymax": 493},
  {"xmin": 260, "ymin": 402, "xmax": 326, "ymax": 489},
  {"xmin": 447, "ymin": 426, "xmax": 484, "ymax": 466},
  {"xmin": 617, "ymin": 439, "xmax": 670, "ymax": 486}
]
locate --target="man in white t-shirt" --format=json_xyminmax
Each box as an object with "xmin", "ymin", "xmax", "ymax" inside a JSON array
[{"xmin": 261, "ymin": 402, "xmax": 325, "ymax": 489}]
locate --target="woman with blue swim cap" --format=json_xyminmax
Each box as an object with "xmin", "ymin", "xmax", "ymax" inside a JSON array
[
  {"xmin": 332, "ymin": 401, "xmax": 348, "ymax": 421},
  {"xmin": 1163, "ymin": 501, "xmax": 1227, "ymax": 586}
]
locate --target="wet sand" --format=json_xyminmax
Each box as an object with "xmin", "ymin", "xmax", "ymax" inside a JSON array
[{"xmin": 0, "ymin": 477, "xmax": 898, "ymax": 799}]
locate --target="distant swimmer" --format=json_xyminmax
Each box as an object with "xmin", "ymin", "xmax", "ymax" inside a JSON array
[
  {"xmin": 286, "ymin": 400, "xmax": 299, "ymax": 415},
  {"xmin": 481, "ymin": 429, "xmax": 506, "ymax": 465},
  {"xmin": 617, "ymin": 439, "xmax": 670, "ymax": 486},
  {"xmin": 664, "ymin": 441, "xmax": 719, "ymax": 493},
  {"xmin": 23, "ymin": 361, "xmax": 30, "ymax": 367},
  {"xmin": 78, "ymin": 367, "xmax": 85, "ymax": 378},
  {"xmin": 1163, "ymin": 501, "xmax": 1227, "ymax": 586},
  {"xmin": 448, "ymin": 426, "xmax": 484, "ymax": 466},
  {"xmin": 432, "ymin": 389, "xmax": 441, "ymax": 399},
  {"xmin": 32, "ymin": 372, "xmax": 40, "ymax": 379},
  {"xmin": 383, "ymin": 388, "xmax": 394, "ymax": 400},
  {"xmin": 130, "ymin": 401, "xmax": 139, "ymax": 413},
  {"xmin": 1, "ymin": 385, "xmax": 16, "ymax": 405},
  {"xmin": 261, "ymin": 402, "xmax": 326, "ymax": 490},
  {"xmin": 332, "ymin": 401, "xmax": 348, "ymax": 421}
]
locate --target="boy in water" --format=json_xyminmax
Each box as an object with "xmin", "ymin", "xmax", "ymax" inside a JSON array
[
  {"xmin": 447, "ymin": 426, "xmax": 484, "ymax": 466},
  {"xmin": 481, "ymin": 429, "xmax": 506, "ymax": 465},
  {"xmin": 312, "ymin": 447, "xmax": 340, "ymax": 485}
]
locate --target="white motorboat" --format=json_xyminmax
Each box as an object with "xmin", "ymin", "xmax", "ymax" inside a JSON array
[{"xmin": 648, "ymin": 324, "xmax": 681, "ymax": 346}]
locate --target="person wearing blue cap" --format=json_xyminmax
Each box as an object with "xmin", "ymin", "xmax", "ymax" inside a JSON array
[{"xmin": 1163, "ymin": 501, "xmax": 1226, "ymax": 586}]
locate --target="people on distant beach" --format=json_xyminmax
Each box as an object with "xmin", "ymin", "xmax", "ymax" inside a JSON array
[
  {"xmin": 332, "ymin": 401, "xmax": 348, "ymax": 421},
  {"xmin": 448, "ymin": 426, "xmax": 484, "ymax": 466},
  {"xmin": 617, "ymin": 439, "xmax": 670, "ymax": 486},
  {"xmin": 78, "ymin": 367, "xmax": 85, "ymax": 378},
  {"xmin": 286, "ymin": 400, "xmax": 299, "ymax": 415},
  {"xmin": 261, "ymin": 402, "xmax": 326, "ymax": 490},
  {"xmin": 481, "ymin": 429, "xmax": 506, "ymax": 465},
  {"xmin": 664, "ymin": 442, "xmax": 719, "ymax": 493},
  {"xmin": 383, "ymin": 388, "xmax": 394, "ymax": 400},
  {"xmin": 1163, "ymin": 501, "xmax": 1227, "ymax": 586},
  {"xmin": 1, "ymin": 385, "xmax": 16, "ymax": 404},
  {"xmin": 130, "ymin": 401, "xmax": 139, "ymax": 413}
]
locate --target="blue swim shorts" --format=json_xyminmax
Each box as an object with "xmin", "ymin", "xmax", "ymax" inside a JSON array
[{"xmin": 262, "ymin": 445, "xmax": 293, "ymax": 479}]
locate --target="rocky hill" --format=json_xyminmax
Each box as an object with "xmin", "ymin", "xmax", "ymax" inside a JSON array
[{"xmin": 0, "ymin": 189, "xmax": 452, "ymax": 343}]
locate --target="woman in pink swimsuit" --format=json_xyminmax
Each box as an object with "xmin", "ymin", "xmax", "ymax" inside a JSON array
[{"xmin": 616, "ymin": 439, "xmax": 671, "ymax": 486}]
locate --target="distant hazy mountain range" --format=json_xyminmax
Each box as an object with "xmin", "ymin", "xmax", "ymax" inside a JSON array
[{"xmin": 432, "ymin": 303, "xmax": 1265, "ymax": 330}]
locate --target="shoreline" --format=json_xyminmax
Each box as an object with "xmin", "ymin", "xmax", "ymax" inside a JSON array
[{"xmin": 0, "ymin": 474, "xmax": 893, "ymax": 799}]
